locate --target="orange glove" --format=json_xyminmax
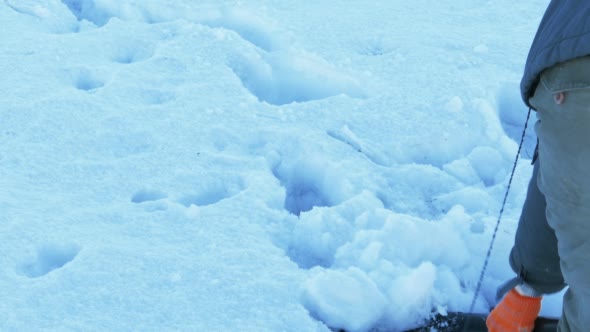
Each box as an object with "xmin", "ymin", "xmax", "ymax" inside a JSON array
[{"xmin": 486, "ymin": 288, "xmax": 542, "ymax": 332}]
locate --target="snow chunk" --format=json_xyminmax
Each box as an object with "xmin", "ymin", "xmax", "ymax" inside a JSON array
[
  {"xmin": 387, "ymin": 262, "xmax": 437, "ymax": 329},
  {"xmin": 443, "ymin": 158, "xmax": 480, "ymax": 185},
  {"xmin": 302, "ymin": 267, "xmax": 387, "ymax": 332},
  {"xmin": 467, "ymin": 146, "xmax": 506, "ymax": 186},
  {"xmin": 338, "ymin": 211, "xmax": 471, "ymax": 271},
  {"xmin": 473, "ymin": 44, "xmax": 489, "ymax": 53},
  {"xmin": 445, "ymin": 96, "xmax": 464, "ymax": 113},
  {"xmin": 435, "ymin": 187, "xmax": 497, "ymax": 214},
  {"xmin": 286, "ymin": 191, "xmax": 382, "ymax": 269}
]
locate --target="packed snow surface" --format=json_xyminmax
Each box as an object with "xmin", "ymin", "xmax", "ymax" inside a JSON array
[{"xmin": 1, "ymin": 0, "xmax": 562, "ymax": 331}]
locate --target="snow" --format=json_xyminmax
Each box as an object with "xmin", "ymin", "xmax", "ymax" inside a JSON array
[
  {"xmin": 1, "ymin": 0, "xmax": 563, "ymax": 331},
  {"xmin": 302, "ymin": 267, "xmax": 387, "ymax": 332}
]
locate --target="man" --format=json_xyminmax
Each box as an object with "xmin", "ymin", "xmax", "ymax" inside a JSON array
[{"xmin": 486, "ymin": 1, "xmax": 590, "ymax": 331}]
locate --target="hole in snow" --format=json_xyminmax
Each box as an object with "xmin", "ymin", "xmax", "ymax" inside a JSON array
[
  {"xmin": 228, "ymin": 51, "xmax": 366, "ymax": 105},
  {"xmin": 111, "ymin": 41, "xmax": 155, "ymax": 64},
  {"xmin": 272, "ymin": 158, "xmax": 342, "ymax": 216},
  {"xmin": 61, "ymin": 0, "xmax": 112, "ymax": 27},
  {"xmin": 283, "ymin": 182, "xmax": 329, "ymax": 216},
  {"xmin": 20, "ymin": 244, "xmax": 80, "ymax": 278},
  {"xmin": 201, "ymin": 8, "xmax": 281, "ymax": 52},
  {"xmin": 176, "ymin": 177, "xmax": 244, "ymax": 207},
  {"xmin": 140, "ymin": 89, "xmax": 176, "ymax": 105},
  {"xmin": 64, "ymin": 67, "xmax": 105, "ymax": 91},
  {"xmin": 76, "ymin": 76, "xmax": 104, "ymax": 91},
  {"xmin": 131, "ymin": 189, "xmax": 167, "ymax": 203}
]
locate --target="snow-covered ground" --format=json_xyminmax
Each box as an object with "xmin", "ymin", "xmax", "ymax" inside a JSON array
[{"xmin": 1, "ymin": 0, "xmax": 560, "ymax": 331}]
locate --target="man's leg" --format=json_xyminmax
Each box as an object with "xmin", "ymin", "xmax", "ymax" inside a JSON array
[
  {"xmin": 509, "ymin": 159, "xmax": 565, "ymax": 294},
  {"xmin": 530, "ymin": 56, "xmax": 590, "ymax": 331},
  {"xmin": 487, "ymin": 159, "xmax": 565, "ymax": 332}
]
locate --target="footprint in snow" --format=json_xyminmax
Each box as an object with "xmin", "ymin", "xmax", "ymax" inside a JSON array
[
  {"xmin": 131, "ymin": 189, "xmax": 168, "ymax": 204},
  {"xmin": 60, "ymin": 67, "xmax": 106, "ymax": 92},
  {"xmin": 131, "ymin": 189, "xmax": 168, "ymax": 211},
  {"xmin": 176, "ymin": 176, "xmax": 245, "ymax": 208},
  {"xmin": 327, "ymin": 125, "xmax": 392, "ymax": 167},
  {"xmin": 19, "ymin": 243, "xmax": 80, "ymax": 278},
  {"xmin": 139, "ymin": 89, "xmax": 176, "ymax": 106},
  {"xmin": 228, "ymin": 50, "xmax": 366, "ymax": 105},
  {"xmin": 110, "ymin": 40, "xmax": 155, "ymax": 65},
  {"xmin": 200, "ymin": 7, "xmax": 282, "ymax": 52},
  {"xmin": 272, "ymin": 157, "xmax": 346, "ymax": 216},
  {"xmin": 208, "ymin": 9, "xmax": 365, "ymax": 105},
  {"xmin": 61, "ymin": 0, "xmax": 112, "ymax": 27}
]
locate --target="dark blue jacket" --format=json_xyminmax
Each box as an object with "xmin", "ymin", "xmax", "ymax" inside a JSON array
[{"xmin": 521, "ymin": 0, "xmax": 590, "ymax": 107}]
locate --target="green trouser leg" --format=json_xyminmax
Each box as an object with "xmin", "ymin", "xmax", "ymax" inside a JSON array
[
  {"xmin": 530, "ymin": 56, "xmax": 590, "ymax": 332},
  {"xmin": 509, "ymin": 159, "xmax": 565, "ymax": 294}
]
